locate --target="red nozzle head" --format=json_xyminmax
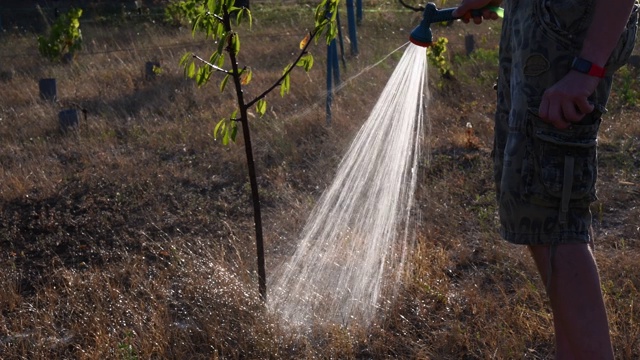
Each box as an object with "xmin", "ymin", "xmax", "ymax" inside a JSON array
[{"xmin": 409, "ymin": 23, "xmax": 433, "ymax": 47}]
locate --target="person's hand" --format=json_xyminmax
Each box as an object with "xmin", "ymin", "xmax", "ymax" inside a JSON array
[
  {"xmin": 452, "ymin": 0, "xmax": 502, "ymax": 24},
  {"xmin": 538, "ymin": 71, "xmax": 600, "ymax": 129}
]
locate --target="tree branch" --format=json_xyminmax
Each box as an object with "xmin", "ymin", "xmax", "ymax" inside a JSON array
[
  {"xmin": 245, "ymin": 28, "xmax": 319, "ymax": 108},
  {"xmin": 206, "ymin": 11, "xmax": 224, "ymax": 22},
  {"xmin": 192, "ymin": 53, "xmax": 230, "ymax": 74}
]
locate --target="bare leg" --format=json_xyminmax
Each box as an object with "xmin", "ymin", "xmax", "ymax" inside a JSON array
[{"xmin": 528, "ymin": 244, "xmax": 613, "ymax": 360}]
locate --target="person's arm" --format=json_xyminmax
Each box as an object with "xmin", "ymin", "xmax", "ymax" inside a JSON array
[
  {"xmin": 580, "ymin": 1, "xmax": 635, "ymax": 71},
  {"xmin": 539, "ymin": 0, "xmax": 636, "ymax": 129}
]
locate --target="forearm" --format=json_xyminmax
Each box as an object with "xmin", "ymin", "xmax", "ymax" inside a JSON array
[{"xmin": 579, "ymin": 0, "xmax": 636, "ymax": 67}]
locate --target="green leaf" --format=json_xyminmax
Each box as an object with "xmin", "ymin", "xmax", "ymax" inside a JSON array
[
  {"xmin": 217, "ymin": 33, "xmax": 227, "ymax": 56},
  {"xmin": 234, "ymin": 8, "xmax": 243, "ymax": 24},
  {"xmin": 213, "ymin": 0, "xmax": 223, "ymax": 14},
  {"xmin": 256, "ymin": 99, "xmax": 267, "ymax": 117},
  {"xmin": 179, "ymin": 52, "xmax": 191, "ymax": 67},
  {"xmin": 220, "ymin": 110, "xmax": 238, "ymax": 145},
  {"xmin": 215, "ymin": 22, "xmax": 225, "ymax": 39},
  {"xmin": 304, "ymin": 54, "xmax": 314, "ymax": 71},
  {"xmin": 214, "ymin": 118, "xmax": 226, "ymax": 140},
  {"xmin": 207, "ymin": 0, "xmax": 216, "ymax": 14},
  {"xmin": 205, "ymin": 16, "xmax": 214, "ymax": 38},
  {"xmin": 209, "ymin": 52, "xmax": 220, "ymax": 67},
  {"xmin": 205, "ymin": 66, "xmax": 213, "ymax": 82},
  {"xmin": 246, "ymin": 9, "xmax": 253, "ymax": 28},
  {"xmin": 315, "ymin": 0, "xmax": 328, "ymax": 26},
  {"xmin": 192, "ymin": 13, "xmax": 202, "ymax": 36},
  {"xmin": 188, "ymin": 62, "xmax": 196, "ymax": 78},
  {"xmin": 222, "ymin": 127, "xmax": 230, "ymax": 145},
  {"xmin": 297, "ymin": 54, "xmax": 314, "ymax": 72},
  {"xmin": 327, "ymin": 22, "xmax": 338, "ymax": 43},
  {"xmin": 196, "ymin": 66, "xmax": 207, "ymax": 86},
  {"xmin": 231, "ymin": 33, "xmax": 240, "ymax": 56},
  {"xmin": 230, "ymin": 121, "xmax": 238, "ymax": 142},
  {"xmin": 216, "ymin": 52, "xmax": 225, "ymax": 68},
  {"xmin": 280, "ymin": 73, "xmax": 290, "ymax": 97},
  {"xmin": 220, "ymin": 74, "xmax": 230, "ymax": 92}
]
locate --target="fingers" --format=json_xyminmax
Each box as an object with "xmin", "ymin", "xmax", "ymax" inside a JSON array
[
  {"xmin": 453, "ymin": 7, "xmax": 499, "ymax": 23},
  {"xmin": 538, "ymin": 98, "xmax": 595, "ymax": 130},
  {"xmin": 460, "ymin": 12, "xmax": 482, "ymax": 24},
  {"xmin": 482, "ymin": 8, "xmax": 500, "ymax": 20},
  {"xmin": 539, "ymin": 98, "xmax": 572, "ymax": 130},
  {"xmin": 562, "ymin": 102, "xmax": 583, "ymax": 123},
  {"xmin": 575, "ymin": 97, "xmax": 595, "ymax": 116}
]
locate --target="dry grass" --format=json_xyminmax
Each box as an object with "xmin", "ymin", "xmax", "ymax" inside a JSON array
[{"xmin": 1, "ymin": 2, "xmax": 639, "ymax": 359}]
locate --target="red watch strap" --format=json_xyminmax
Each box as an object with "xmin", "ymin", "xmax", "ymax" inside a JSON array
[
  {"xmin": 587, "ymin": 63, "xmax": 606, "ymax": 78},
  {"xmin": 572, "ymin": 57, "xmax": 606, "ymax": 78}
]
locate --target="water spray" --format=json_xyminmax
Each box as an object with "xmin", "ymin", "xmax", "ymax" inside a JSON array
[
  {"xmin": 269, "ymin": 45, "xmax": 428, "ymax": 328},
  {"xmin": 402, "ymin": 2, "xmax": 504, "ymax": 47}
]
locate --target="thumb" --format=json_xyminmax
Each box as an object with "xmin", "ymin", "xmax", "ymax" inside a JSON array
[{"xmin": 576, "ymin": 99, "xmax": 595, "ymax": 116}]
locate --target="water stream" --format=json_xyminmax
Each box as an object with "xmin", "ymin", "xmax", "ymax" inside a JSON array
[{"xmin": 268, "ymin": 44, "xmax": 429, "ymax": 328}]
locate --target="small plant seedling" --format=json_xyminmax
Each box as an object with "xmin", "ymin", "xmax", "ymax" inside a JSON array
[
  {"xmin": 38, "ymin": 7, "xmax": 84, "ymax": 63},
  {"xmin": 117, "ymin": 331, "xmax": 138, "ymax": 360},
  {"xmin": 427, "ymin": 37, "xmax": 454, "ymax": 79}
]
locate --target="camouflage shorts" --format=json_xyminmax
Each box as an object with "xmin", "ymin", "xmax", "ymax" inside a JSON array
[{"xmin": 493, "ymin": 0, "xmax": 639, "ymax": 245}]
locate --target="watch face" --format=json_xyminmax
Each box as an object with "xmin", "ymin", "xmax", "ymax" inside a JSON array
[
  {"xmin": 572, "ymin": 58, "xmax": 591, "ymax": 74},
  {"xmin": 571, "ymin": 57, "xmax": 606, "ymax": 78}
]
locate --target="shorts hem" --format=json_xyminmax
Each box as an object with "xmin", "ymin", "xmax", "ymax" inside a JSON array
[{"xmin": 500, "ymin": 228, "xmax": 590, "ymax": 246}]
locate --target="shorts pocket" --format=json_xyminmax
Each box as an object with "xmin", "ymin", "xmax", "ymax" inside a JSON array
[{"xmin": 527, "ymin": 110, "xmax": 600, "ymax": 208}]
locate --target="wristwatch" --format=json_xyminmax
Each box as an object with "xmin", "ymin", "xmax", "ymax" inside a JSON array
[{"xmin": 571, "ymin": 57, "xmax": 606, "ymax": 78}]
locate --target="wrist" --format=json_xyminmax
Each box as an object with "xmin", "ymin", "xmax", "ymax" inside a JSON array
[{"xmin": 571, "ymin": 57, "xmax": 606, "ymax": 78}]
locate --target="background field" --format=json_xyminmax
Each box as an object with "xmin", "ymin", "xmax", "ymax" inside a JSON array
[{"xmin": 1, "ymin": 1, "xmax": 639, "ymax": 358}]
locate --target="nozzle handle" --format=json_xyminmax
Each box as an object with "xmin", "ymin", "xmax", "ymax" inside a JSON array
[{"xmin": 409, "ymin": 3, "xmax": 504, "ymax": 47}]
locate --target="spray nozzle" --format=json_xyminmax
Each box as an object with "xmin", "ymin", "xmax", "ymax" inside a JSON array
[{"xmin": 409, "ymin": 3, "xmax": 503, "ymax": 47}]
